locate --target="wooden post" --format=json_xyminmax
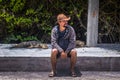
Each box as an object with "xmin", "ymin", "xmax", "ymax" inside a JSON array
[{"xmin": 87, "ymin": 0, "xmax": 99, "ymax": 46}]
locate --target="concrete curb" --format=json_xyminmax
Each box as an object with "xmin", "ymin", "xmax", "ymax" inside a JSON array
[
  {"xmin": 0, "ymin": 44, "xmax": 120, "ymax": 71},
  {"xmin": 0, "ymin": 57, "xmax": 120, "ymax": 71}
]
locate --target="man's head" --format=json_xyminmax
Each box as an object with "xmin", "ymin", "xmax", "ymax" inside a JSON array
[{"xmin": 57, "ymin": 13, "xmax": 70, "ymax": 27}]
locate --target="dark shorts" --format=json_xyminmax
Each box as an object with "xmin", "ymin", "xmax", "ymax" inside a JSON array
[
  {"xmin": 57, "ymin": 51, "xmax": 71, "ymax": 58},
  {"xmin": 52, "ymin": 48, "xmax": 76, "ymax": 58}
]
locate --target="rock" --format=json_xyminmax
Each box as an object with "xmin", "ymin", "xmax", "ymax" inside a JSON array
[
  {"xmin": 10, "ymin": 41, "xmax": 48, "ymax": 49},
  {"xmin": 76, "ymin": 40, "xmax": 85, "ymax": 47}
]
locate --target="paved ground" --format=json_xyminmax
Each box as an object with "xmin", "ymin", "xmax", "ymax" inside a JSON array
[{"xmin": 0, "ymin": 71, "xmax": 120, "ymax": 80}]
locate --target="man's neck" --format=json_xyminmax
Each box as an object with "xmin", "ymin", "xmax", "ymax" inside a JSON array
[{"xmin": 59, "ymin": 26, "xmax": 66, "ymax": 31}]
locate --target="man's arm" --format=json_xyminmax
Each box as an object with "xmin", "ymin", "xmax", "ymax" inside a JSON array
[
  {"xmin": 65, "ymin": 27, "xmax": 76, "ymax": 54},
  {"xmin": 51, "ymin": 28, "xmax": 64, "ymax": 53}
]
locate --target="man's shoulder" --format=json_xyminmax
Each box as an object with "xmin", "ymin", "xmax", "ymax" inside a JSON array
[
  {"xmin": 52, "ymin": 25, "xmax": 58, "ymax": 29},
  {"xmin": 67, "ymin": 25, "xmax": 74, "ymax": 30},
  {"xmin": 52, "ymin": 25, "xmax": 58, "ymax": 33}
]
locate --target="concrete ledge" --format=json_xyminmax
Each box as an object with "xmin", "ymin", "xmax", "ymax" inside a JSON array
[
  {"xmin": 0, "ymin": 57, "xmax": 120, "ymax": 71},
  {"xmin": 0, "ymin": 57, "xmax": 51, "ymax": 71},
  {"xmin": 0, "ymin": 44, "xmax": 120, "ymax": 71}
]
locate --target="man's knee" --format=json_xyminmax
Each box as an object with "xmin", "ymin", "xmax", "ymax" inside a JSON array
[
  {"xmin": 51, "ymin": 48, "xmax": 58, "ymax": 55},
  {"xmin": 70, "ymin": 49, "xmax": 77, "ymax": 56}
]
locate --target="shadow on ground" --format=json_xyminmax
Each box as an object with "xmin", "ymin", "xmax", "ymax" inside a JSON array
[{"xmin": 55, "ymin": 67, "xmax": 82, "ymax": 77}]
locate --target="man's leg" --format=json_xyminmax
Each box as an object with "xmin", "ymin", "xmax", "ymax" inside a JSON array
[
  {"xmin": 70, "ymin": 49, "xmax": 77, "ymax": 77},
  {"xmin": 49, "ymin": 48, "xmax": 58, "ymax": 77}
]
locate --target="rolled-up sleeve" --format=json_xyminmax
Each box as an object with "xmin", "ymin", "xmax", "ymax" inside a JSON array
[
  {"xmin": 65, "ymin": 27, "xmax": 76, "ymax": 54},
  {"xmin": 51, "ymin": 28, "xmax": 63, "ymax": 53}
]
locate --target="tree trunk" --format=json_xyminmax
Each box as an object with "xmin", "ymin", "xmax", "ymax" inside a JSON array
[{"xmin": 87, "ymin": 0, "xmax": 99, "ymax": 46}]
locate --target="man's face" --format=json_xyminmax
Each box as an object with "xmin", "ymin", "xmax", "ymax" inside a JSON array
[{"xmin": 58, "ymin": 20, "xmax": 68, "ymax": 27}]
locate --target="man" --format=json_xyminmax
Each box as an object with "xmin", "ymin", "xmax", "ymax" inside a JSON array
[{"xmin": 49, "ymin": 13, "xmax": 77, "ymax": 77}]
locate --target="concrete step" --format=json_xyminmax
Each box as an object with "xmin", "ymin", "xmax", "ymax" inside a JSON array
[{"xmin": 0, "ymin": 44, "xmax": 120, "ymax": 71}]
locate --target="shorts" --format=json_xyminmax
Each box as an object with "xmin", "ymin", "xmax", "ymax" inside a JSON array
[{"xmin": 57, "ymin": 51, "xmax": 71, "ymax": 58}]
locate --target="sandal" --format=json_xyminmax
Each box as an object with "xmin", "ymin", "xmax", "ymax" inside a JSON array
[
  {"xmin": 71, "ymin": 71, "xmax": 77, "ymax": 77},
  {"xmin": 48, "ymin": 71, "xmax": 56, "ymax": 77}
]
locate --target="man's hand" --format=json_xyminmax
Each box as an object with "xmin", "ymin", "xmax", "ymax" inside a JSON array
[{"xmin": 61, "ymin": 51, "xmax": 67, "ymax": 59}]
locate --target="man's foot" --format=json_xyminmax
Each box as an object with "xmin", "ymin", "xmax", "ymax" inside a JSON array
[
  {"xmin": 71, "ymin": 71, "xmax": 77, "ymax": 77},
  {"xmin": 48, "ymin": 71, "xmax": 56, "ymax": 77}
]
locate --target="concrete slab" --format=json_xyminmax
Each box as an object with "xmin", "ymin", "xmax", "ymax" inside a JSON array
[
  {"xmin": 0, "ymin": 44, "xmax": 120, "ymax": 57},
  {"xmin": 0, "ymin": 44, "xmax": 120, "ymax": 71}
]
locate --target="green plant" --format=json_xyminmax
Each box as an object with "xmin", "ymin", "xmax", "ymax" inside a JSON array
[
  {"xmin": 4, "ymin": 34, "xmax": 38, "ymax": 43},
  {"xmin": 0, "ymin": 0, "xmax": 120, "ymax": 43}
]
